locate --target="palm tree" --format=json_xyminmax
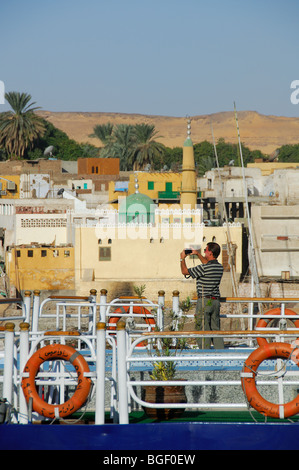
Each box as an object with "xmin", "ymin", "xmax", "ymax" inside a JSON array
[
  {"xmin": 89, "ymin": 122, "xmax": 114, "ymax": 145},
  {"xmin": 196, "ymin": 155, "xmax": 216, "ymax": 176},
  {"xmin": 89, "ymin": 122, "xmax": 164, "ymax": 170},
  {"xmin": 0, "ymin": 92, "xmax": 45, "ymax": 159},
  {"xmin": 107, "ymin": 124, "xmax": 136, "ymax": 170},
  {"xmin": 132, "ymin": 124, "xmax": 164, "ymax": 170}
]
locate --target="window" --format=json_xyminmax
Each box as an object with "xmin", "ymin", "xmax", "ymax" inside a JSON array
[
  {"xmin": 20, "ymin": 218, "xmax": 67, "ymax": 227},
  {"xmin": 148, "ymin": 181, "xmax": 154, "ymax": 190},
  {"xmin": 99, "ymin": 247, "xmax": 111, "ymax": 261},
  {"xmin": 41, "ymin": 250, "xmax": 47, "ymax": 257},
  {"xmin": 27, "ymin": 250, "xmax": 33, "ymax": 257},
  {"xmin": 16, "ymin": 250, "xmax": 21, "ymax": 257},
  {"xmin": 64, "ymin": 250, "xmax": 70, "ymax": 257}
]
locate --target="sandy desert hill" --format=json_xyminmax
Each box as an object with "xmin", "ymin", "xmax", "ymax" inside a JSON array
[{"xmin": 38, "ymin": 110, "xmax": 299, "ymax": 156}]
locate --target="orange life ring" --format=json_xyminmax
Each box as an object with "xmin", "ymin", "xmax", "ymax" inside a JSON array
[
  {"xmin": 241, "ymin": 342, "xmax": 299, "ymax": 419},
  {"xmin": 21, "ymin": 344, "xmax": 92, "ymax": 419},
  {"xmin": 108, "ymin": 305, "xmax": 156, "ymax": 347},
  {"xmin": 255, "ymin": 307, "xmax": 299, "ymax": 347}
]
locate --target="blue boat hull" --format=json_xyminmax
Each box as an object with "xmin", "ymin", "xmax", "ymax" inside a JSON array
[{"xmin": 1, "ymin": 421, "xmax": 299, "ymax": 450}]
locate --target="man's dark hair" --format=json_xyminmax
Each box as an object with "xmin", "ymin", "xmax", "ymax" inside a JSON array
[{"xmin": 207, "ymin": 242, "xmax": 221, "ymax": 259}]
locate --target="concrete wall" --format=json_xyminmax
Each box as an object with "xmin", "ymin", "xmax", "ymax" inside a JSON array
[
  {"xmin": 74, "ymin": 224, "xmax": 243, "ymax": 302},
  {"xmin": 78, "ymin": 158, "xmax": 119, "ymax": 176},
  {"xmin": 6, "ymin": 245, "xmax": 75, "ymax": 291},
  {"xmin": 251, "ymin": 205, "xmax": 299, "ymax": 278}
]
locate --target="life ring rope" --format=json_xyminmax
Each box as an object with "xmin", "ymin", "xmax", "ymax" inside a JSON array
[
  {"xmin": 21, "ymin": 343, "xmax": 92, "ymax": 419},
  {"xmin": 241, "ymin": 341, "xmax": 299, "ymax": 419}
]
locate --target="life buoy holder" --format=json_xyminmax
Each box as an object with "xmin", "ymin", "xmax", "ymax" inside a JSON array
[
  {"xmin": 241, "ymin": 342, "xmax": 299, "ymax": 419},
  {"xmin": 108, "ymin": 305, "xmax": 156, "ymax": 347},
  {"xmin": 21, "ymin": 344, "xmax": 92, "ymax": 419},
  {"xmin": 255, "ymin": 307, "xmax": 299, "ymax": 347}
]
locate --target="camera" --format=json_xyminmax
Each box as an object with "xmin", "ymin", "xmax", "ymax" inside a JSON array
[{"xmin": 184, "ymin": 249, "xmax": 192, "ymax": 255}]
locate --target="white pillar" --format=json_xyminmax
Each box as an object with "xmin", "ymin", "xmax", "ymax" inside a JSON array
[
  {"xmin": 32, "ymin": 290, "xmax": 41, "ymax": 334},
  {"xmin": 19, "ymin": 322, "xmax": 30, "ymax": 424},
  {"xmin": 23, "ymin": 291, "xmax": 31, "ymax": 323},
  {"xmin": 95, "ymin": 322, "xmax": 106, "ymax": 425},
  {"xmin": 157, "ymin": 290, "xmax": 165, "ymax": 331},
  {"xmin": 116, "ymin": 321, "xmax": 129, "ymax": 424},
  {"xmin": 3, "ymin": 323, "xmax": 15, "ymax": 405},
  {"xmin": 89, "ymin": 289, "xmax": 97, "ymax": 336},
  {"xmin": 99, "ymin": 289, "xmax": 107, "ymax": 323}
]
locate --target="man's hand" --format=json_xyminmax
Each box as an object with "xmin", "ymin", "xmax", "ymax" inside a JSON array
[
  {"xmin": 190, "ymin": 249, "xmax": 208, "ymax": 264},
  {"xmin": 180, "ymin": 250, "xmax": 189, "ymax": 275}
]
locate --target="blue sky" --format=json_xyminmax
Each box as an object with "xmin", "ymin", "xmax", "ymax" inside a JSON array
[{"xmin": 1, "ymin": 0, "xmax": 298, "ymax": 117}]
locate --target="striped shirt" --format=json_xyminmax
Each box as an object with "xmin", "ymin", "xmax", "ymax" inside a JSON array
[{"xmin": 188, "ymin": 260, "xmax": 223, "ymax": 298}]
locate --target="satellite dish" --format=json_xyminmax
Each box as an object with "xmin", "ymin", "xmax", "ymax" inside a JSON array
[
  {"xmin": 57, "ymin": 188, "xmax": 64, "ymax": 196},
  {"xmin": 44, "ymin": 145, "xmax": 54, "ymax": 157},
  {"xmin": 268, "ymin": 149, "xmax": 279, "ymax": 162},
  {"xmin": 228, "ymin": 160, "xmax": 235, "ymax": 166}
]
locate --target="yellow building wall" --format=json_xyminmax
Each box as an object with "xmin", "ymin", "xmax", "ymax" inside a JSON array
[
  {"xmin": 108, "ymin": 172, "xmax": 182, "ymax": 208},
  {"xmin": 0, "ymin": 175, "xmax": 20, "ymax": 199},
  {"xmin": 6, "ymin": 246, "xmax": 75, "ymax": 291},
  {"xmin": 75, "ymin": 224, "xmax": 243, "ymax": 283}
]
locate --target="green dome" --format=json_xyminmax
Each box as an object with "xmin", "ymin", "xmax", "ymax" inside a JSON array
[{"xmin": 119, "ymin": 192, "xmax": 156, "ymax": 224}]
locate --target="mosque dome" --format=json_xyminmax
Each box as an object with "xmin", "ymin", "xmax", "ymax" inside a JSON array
[{"xmin": 119, "ymin": 192, "xmax": 156, "ymax": 224}]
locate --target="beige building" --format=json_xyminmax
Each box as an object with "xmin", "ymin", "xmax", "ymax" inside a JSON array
[
  {"xmin": 251, "ymin": 204, "xmax": 299, "ymax": 279},
  {"xmin": 247, "ymin": 161, "xmax": 299, "ymax": 176},
  {"xmin": 74, "ymin": 220, "xmax": 243, "ymax": 300},
  {"xmin": 6, "ymin": 245, "xmax": 75, "ymax": 292}
]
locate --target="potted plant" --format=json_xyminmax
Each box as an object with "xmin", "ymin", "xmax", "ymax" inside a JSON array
[{"xmin": 141, "ymin": 298, "xmax": 191, "ymax": 420}]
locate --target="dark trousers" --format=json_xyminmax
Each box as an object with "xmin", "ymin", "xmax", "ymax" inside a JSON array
[{"xmin": 195, "ymin": 298, "xmax": 224, "ymax": 349}]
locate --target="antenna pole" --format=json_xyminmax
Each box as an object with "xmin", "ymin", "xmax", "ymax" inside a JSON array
[
  {"xmin": 211, "ymin": 122, "xmax": 245, "ymax": 329},
  {"xmin": 233, "ymin": 102, "xmax": 261, "ymax": 297}
]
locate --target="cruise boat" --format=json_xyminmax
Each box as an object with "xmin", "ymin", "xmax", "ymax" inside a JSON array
[{"xmin": 1, "ymin": 289, "xmax": 299, "ymax": 451}]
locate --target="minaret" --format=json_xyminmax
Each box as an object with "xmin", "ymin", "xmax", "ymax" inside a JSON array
[{"xmin": 180, "ymin": 118, "xmax": 197, "ymax": 213}]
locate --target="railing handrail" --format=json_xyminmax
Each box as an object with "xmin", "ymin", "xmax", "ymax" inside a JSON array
[{"xmin": 193, "ymin": 296, "xmax": 299, "ymax": 303}]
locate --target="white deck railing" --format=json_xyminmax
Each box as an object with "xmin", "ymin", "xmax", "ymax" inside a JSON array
[{"xmin": 1, "ymin": 291, "xmax": 299, "ymax": 425}]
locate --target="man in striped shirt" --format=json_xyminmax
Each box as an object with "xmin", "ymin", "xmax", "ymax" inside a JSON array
[{"xmin": 180, "ymin": 242, "xmax": 224, "ymax": 349}]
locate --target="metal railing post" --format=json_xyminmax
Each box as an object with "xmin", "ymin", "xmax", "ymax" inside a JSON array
[
  {"xmin": 23, "ymin": 291, "xmax": 31, "ymax": 323},
  {"xmin": 89, "ymin": 289, "xmax": 97, "ymax": 336},
  {"xmin": 3, "ymin": 322, "xmax": 15, "ymax": 406},
  {"xmin": 19, "ymin": 322, "xmax": 30, "ymax": 424},
  {"xmin": 99, "ymin": 289, "xmax": 107, "ymax": 323},
  {"xmin": 95, "ymin": 322, "xmax": 106, "ymax": 424},
  {"xmin": 157, "ymin": 290, "xmax": 165, "ymax": 331},
  {"xmin": 116, "ymin": 321, "xmax": 129, "ymax": 424},
  {"xmin": 172, "ymin": 290, "xmax": 181, "ymax": 330},
  {"xmin": 32, "ymin": 290, "xmax": 41, "ymax": 334}
]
